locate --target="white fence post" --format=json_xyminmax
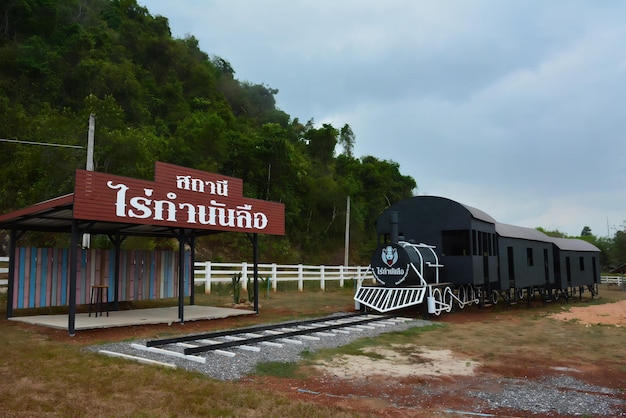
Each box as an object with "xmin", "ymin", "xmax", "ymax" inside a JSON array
[
  {"xmin": 339, "ymin": 265, "xmax": 345, "ymax": 287},
  {"xmin": 320, "ymin": 265, "xmax": 325, "ymax": 290},
  {"xmin": 271, "ymin": 263, "xmax": 278, "ymax": 292},
  {"xmin": 204, "ymin": 261, "xmax": 212, "ymax": 294},
  {"xmin": 298, "ymin": 264, "xmax": 304, "ymax": 292},
  {"xmin": 241, "ymin": 262, "xmax": 248, "ymax": 291}
]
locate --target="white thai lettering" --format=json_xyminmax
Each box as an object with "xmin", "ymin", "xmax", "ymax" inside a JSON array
[
  {"xmin": 179, "ymin": 203, "xmax": 197, "ymax": 223},
  {"xmin": 216, "ymin": 180, "xmax": 228, "ymax": 196},
  {"xmin": 176, "ymin": 174, "xmax": 230, "ymax": 197},
  {"xmin": 176, "ymin": 175, "xmax": 191, "ymax": 190},
  {"xmin": 216, "ymin": 207, "xmax": 235, "ymax": 227},
  {"xmin": 107, "ymin": 181, "xmax": 129, "ymax": 217},
  {"xmin": 129, "ymin": 197, "xmax": 151, "ymax": 218},
  {"xmin": 154, "ymin": 193, "xmax": 177, "ymax": 221},
  {"xmin": 197, "ymin": 205, "xmax": 216, "ymax": 225},
  {"xmin": 128, "ymin": 189, "xmax": 153, "ymax": 218},
  {"xmin": 253, "ymin": 212, "xmax": 268, "ymax": 229},
  {"xmin": 191, "ymin": 178, "xmax": 204, "ymax": 193},
  {"xmin": 105, "ymin": 182, "xmax": 269, "ymax": 230},
  {"xmin": 236, "ymin": 204, "xmax": 252, "ymax": 228},
  {"xmin": 205, "ymin": 180, "xmax": 215, "ymax": 194}
]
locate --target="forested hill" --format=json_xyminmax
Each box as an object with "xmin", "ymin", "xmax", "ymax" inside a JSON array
[{"xmin": 0, "ymin": 0, "xmax": 416, "ymax": 263}]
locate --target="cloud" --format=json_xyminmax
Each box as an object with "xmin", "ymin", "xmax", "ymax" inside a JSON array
[{"xmin": 140, "ymin": 0, "xmax": 626, "ymax": 237}]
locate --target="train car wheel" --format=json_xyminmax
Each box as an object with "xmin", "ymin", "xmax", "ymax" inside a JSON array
[
  {"xmin": 468, "ymin": 285, "xmax": 476, "ymax": 306},
  {"xmin": 432, "ymin": 288, "xmax": 442, "ymax": 316},
  {"xmin": 491, "ymin": 290, "xmax": 499, "ymax": 305},
  {"xmin": 526, "ymin": 288, "xmax": 534, "ymax": 299},
  {"xmin": 516, "ymin": 288, "xmax": 524, "ymax": 301}
]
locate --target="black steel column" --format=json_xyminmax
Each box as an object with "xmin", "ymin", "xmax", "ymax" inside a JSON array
[
  {"xmin": 189, "ymin": 235, "xmax": 196, "ymax": 305},
  {"xmin": 68, "ymin": 219, "xmax": 79, "ymax": 336},
  {"xmin": 6, "ymin": 228, "xmax": 17, "ymax": 319},
  {"xmin": 178, "ymin": 229, "xmax": 185, "ymax": 323},
  {"xmin": 253, "ymin": 233, "xmax": 259, "ymax": 315},
  {"xmin": 112, "ymin": 234, "xmax": 124, "ymax": 311}
]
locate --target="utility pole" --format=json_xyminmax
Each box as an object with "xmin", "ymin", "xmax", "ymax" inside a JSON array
[
  {"xmin": 344, "ymin": 195, "xmax": 350, "ymax": 267},
  {"xmin": 82, "ymin": 114, "xmax": 95, "ymax": 248}
]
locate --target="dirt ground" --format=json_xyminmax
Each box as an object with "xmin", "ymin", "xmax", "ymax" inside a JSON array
[
  {"xmin": 31, "ymin": 296, "xmax": 626, "ymax": 417},
  {"xmin": 242, "ymin": 299, "xmax": 626, "ymax": 417}
]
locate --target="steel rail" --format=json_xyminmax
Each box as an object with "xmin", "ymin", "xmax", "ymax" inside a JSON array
[
  {"xmin": 182, "ymin": 314, "xmax": 396, "ymax": 355},
  {"xmin": 145, "ymin": 312, "xmax": 366, "ymax": 347}
]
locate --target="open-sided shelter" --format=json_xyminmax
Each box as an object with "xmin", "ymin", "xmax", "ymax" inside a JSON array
[{"xmin": 0, "ymin": 162, "xmax": 285, "ymax": 335}]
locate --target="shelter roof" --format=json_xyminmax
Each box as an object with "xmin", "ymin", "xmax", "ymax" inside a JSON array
[{"xmin": 0, "ymin": 193, "xmax": 220, "ymax": 237}]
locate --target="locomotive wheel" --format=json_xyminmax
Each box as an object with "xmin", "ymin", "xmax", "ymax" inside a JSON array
[
  {"xmin": 458, "ymin": 285, "xmax": 467, "ymax": 307},
  {"xmin": 444, "ymin": 287, "xmax": 453, "ymax": 312},
  {"xmin": 468, "ymin": 285, "xmax": 476, "ymax": 306},
  {"xmin": 432, "ymin": 288, "xmax": 443, "ymax": 316}
]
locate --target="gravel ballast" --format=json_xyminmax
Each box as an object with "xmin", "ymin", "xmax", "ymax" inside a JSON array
[{"xmin": 85, "ymin": 313, "xmax": 427, "ymax": 381}]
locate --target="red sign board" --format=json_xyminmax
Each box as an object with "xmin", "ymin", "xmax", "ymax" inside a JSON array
[{"xmin": 73, "ymin": 162, "xmax": 285, "ymax": 235}]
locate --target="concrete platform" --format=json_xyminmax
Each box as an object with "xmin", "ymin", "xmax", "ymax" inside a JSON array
[{"xmin": 8, "ymin": 305, "xmax": 256, "ymax": 331}]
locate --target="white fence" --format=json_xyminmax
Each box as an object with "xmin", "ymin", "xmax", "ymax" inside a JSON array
[
  {"xmin": 0, "ymin": 256, "xmax": 7, "ymax": 286},
  {"xmin": 193, "ymin": 261, "xmax": 369, "ymax": 293},
  {"xmin": 0, "ymin": 256, "xmax": 368, "ymax": 292},
  {"xmin": 601, "ymin": 275, "xmax": 624, "ymax": 287},
  {"xmin": 2, "ymin": 255, "xmax": 624, "ymax": 291}
]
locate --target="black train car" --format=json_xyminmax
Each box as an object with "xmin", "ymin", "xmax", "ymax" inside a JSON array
[
  {"xmin": 495, "ymin": 223, "xmax": 556, "ymax": 298},
  {"xmin": 550, "ymin": 237, "xmax": 600, "ymax": 295},
  {"xmin": 375, "ymin": 195, "xmax": 600, "ymax": 304}
]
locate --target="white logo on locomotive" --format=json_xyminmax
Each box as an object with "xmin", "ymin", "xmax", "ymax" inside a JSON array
[{"xmin": 381, "ymin": 245, "xmax": 398, "ymax": 267}]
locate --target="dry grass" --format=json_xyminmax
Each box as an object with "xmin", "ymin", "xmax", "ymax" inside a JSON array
[
  {"xmin": 0, "ymin": 285, "xmax": 624, "ymax": 417},
  {"xmin": 0, "ymin": 287, "xmax": 365, "ymax": 418}
]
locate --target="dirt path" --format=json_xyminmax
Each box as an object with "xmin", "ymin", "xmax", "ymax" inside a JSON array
[{"xmin": 549, "ymin": 299, "xmax": 626, "ymax": 326}]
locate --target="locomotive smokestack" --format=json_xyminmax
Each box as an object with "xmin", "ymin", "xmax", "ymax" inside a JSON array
[{"xmin": 390, "ymin": 211, "xmax": 399, "ymax": 244}]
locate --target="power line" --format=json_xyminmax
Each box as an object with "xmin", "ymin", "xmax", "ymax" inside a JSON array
[{"xmin": 0, "ymin": 138, "xmax": 84, "ymax": 149}]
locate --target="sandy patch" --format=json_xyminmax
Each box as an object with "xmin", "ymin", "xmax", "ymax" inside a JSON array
[
  {"xmin": 550, "ymin": 300, "xmax": 626, "ymax": 326},
  {"xmin": 314, "ymin": 345, "xmax": 477, "ymax": 379}
]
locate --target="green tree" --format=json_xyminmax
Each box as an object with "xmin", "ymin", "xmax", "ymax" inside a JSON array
[
  {"xmin": 339, "ymin": 124, "xmax": 355, "ymax": 158},
  {"xmin": 535, "ymin": 227, "xmax": 567, "ymax": 238},
  {"xmin": 0, "ymin": 0, "xmax": 419, "ymax": 264}
]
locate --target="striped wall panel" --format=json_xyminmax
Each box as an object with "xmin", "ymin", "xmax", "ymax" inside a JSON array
[{"xmin": 12, "ymin": 248, "xmax": 191, "ymax": 309}]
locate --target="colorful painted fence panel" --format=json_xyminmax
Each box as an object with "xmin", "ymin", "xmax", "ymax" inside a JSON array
[{"xmin": 12, "ymin": 247, "xmax": 191, "ymax": 309}]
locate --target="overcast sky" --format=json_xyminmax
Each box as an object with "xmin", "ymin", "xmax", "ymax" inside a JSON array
[{"xmin": 140, "ymin": 0, "xmax": 625, "ymax": 238}]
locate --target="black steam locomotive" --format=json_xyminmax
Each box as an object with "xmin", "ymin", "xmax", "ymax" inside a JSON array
[{"xmin": 355, "ymin": 196, "xmax": 600, "ymax": 315}]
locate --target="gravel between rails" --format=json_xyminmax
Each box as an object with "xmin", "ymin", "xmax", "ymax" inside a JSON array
[
  {"xmin": 85, "ymin": 313, "xmax": 428, "ymax": 381},
  {"xmin": 84, "ymin": 313, "xmax": 626, "ymax": 416}
]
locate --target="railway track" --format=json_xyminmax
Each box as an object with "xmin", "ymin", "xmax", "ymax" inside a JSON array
[{"xmin": 99, "ymin": 313, "xmax": 415, "ymax": 366}]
